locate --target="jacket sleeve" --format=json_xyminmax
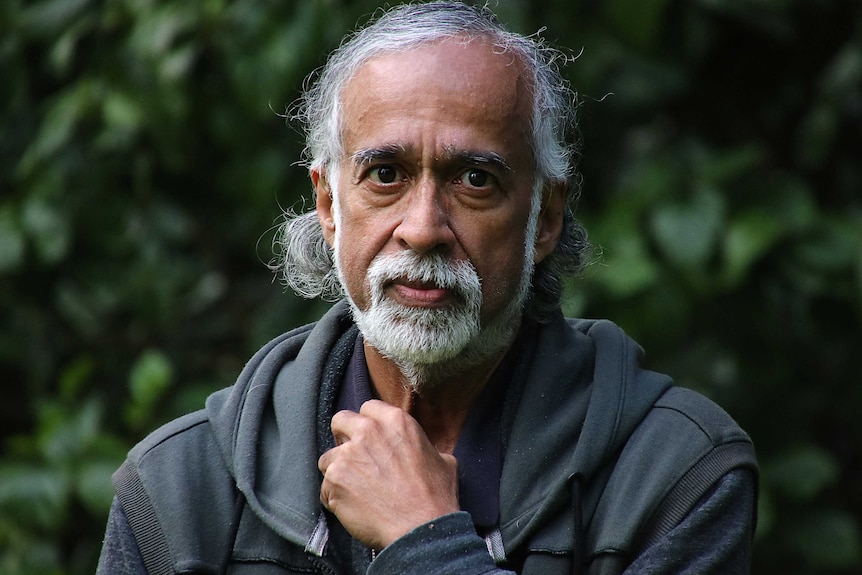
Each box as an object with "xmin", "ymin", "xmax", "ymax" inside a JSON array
[
  {"xmin": 622, "ymin": 468, "xmax": 755, "ymax": 574},
  {"xmin": 96, "ymin": 497, "xmax": 149, "ymax": 575},
  {"xmin": 368, "ymin": 512, "xmax": 513, "ymax": 575},
  {"xmin": 93, "ymin": 472, "xmax": 754, "ymax": 575},
  {"xmin": 368, "ymin": 469, "xmax": 755, "ymax": 575}
]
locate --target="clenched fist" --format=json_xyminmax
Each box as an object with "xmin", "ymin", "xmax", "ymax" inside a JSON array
[{"xmin": 318, "ymin": 400, "xmax": 460, "ymax": 549}]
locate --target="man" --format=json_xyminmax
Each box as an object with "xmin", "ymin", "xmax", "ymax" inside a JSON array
[{"xmin": 98, "ymin": 2, "xmax": 757, "ymax": 574}]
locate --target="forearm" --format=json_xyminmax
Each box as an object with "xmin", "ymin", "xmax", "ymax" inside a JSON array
[
  {"xmin": 369, "ymin": 512, "xmax": 512, "ymax": 575},
  {"xmin": 370, "ymin": 470, "xmax": 755, "ymax": 575}
]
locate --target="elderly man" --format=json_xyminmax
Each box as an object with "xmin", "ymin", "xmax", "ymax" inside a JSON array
[{"xmin": 98, "ymin": 2, "xmax": 757, "ymax": 574}]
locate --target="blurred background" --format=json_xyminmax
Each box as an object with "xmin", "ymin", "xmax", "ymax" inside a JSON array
[{"xmin": 1, "ymin": 0, "xmax": 860, "ymax": 573}]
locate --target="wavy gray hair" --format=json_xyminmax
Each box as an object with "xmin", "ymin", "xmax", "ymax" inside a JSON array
[{"xmin": 273, "ymin": 1, "xmax": 590, "ymax": 321}]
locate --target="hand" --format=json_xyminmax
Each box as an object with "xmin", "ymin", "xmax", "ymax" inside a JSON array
[{"xmin": 318, "ymin": 399, "xmax": 459, "ymax": 549}]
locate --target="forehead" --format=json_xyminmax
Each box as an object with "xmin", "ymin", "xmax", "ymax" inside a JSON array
[{"xmin": 338, "ymin": 39, "xmax": 534, "ymax": 162}]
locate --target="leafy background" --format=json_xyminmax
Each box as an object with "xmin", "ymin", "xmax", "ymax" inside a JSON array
[{"xmin": 1, "ymin": 0, "xmax": 860, "ymax": 573}]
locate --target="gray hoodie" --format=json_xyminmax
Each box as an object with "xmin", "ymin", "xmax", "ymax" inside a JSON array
[{"xmin": 102, "ymin": 301, "xmax": 757, "ymax": 574}]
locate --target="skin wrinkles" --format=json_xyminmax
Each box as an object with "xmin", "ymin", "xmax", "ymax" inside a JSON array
[
  {"xmin": 321, "ymin": 42, "xmax": 540, "ymax": 314},
  {"xmin": 351, "ymin": 145, "xmax": 515, "ymax": 179},
  {"xmin": 314, "ymin": 37, "xmax": 565, "ymax": 550},
  {"xmin": 314, "ymin": 37, "xmax": 564, "ymax": 401}
]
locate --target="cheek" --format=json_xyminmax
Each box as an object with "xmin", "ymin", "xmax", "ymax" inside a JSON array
[
  {"xmin": 333, "ymin": 214, "xmax": 387, "ymax": 306},
  {"xmin": 335, "ymin": 249, "xmax": 372, "ymax": 310},
  {"xmin": 459, "ymin": 221, "xmax": 530, "ymax": 306},
  {"xmin": 480, "ymin": 251, "xmax": 527, "ymax": 299}
]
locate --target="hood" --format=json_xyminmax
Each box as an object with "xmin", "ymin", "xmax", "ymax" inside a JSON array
[
  {"xmin": 498, "ymin": 315, "xmax": 672, "ymax": 553},
  {"xmin": 205, "ymin": 301, "xmax": 355, "ymax": 552},
  {"xmin": 202, "ymin": 302, "xmax": 671, "ymax": 556}
]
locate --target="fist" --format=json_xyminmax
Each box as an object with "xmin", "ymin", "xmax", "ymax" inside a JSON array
[{"xmin": 318, "ymin": 400, "xmax": 459, "ymax": 548}]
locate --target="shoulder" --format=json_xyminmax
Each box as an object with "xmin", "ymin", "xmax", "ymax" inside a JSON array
[
  {"xmin": 116, "ymin": 407, "xmax": 235, "ymax": 517},
  {"xmin": 126, "ymin": 409, "xmax": 213, "ymax": 466},
  {"xmin": 111, "ymin": 408, "xmax": 238, "ymax": 573},
  {"xmin": 586, "ymin": 385, "xmax": 757, "ymax": 557},
  {"xmin": 639, "ymin": 386, "xmax": 753, "ymax": 452},
  {"xmin": 614, "ymin": 386, "xmax": 756, "ymax": 494}
]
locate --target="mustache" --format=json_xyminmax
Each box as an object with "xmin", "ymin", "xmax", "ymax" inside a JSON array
[{"xmin": 366, "ymin": 251, "xmax": 481, "ymax": 298}]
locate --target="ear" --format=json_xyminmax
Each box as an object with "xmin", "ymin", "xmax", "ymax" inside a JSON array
[
  {"xmin": 533, "ymin": 183, "xmax": 565, "ymax": 265},
  {"xmin": 311, "ymin": 167, "xmax": 336, "ymax": 247}
]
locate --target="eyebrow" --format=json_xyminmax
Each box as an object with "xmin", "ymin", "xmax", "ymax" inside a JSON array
[
  {"xmin": 448, "ymin": 150, "xmax": 514, "ymax": 174},
  {"xmin": 350, "ymin": 144, "xmax": 409, "ymax": 166},
  {"xmin": 350, "ymin": 145, "xmax": 514, "ymax": 174}
]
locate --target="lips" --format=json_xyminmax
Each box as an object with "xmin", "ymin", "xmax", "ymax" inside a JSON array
[{"xmin": 386, "ymin": 279, "xmax": 455, "ymax": 307}]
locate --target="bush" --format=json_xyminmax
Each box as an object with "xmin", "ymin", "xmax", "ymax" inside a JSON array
[{"xmin": 2, "ymin": 1, "xmax": 860, "ymax": 573}]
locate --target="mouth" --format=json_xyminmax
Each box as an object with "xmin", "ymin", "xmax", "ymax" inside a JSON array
[{"xmin": 385, "ymin": 279, "xmax": 457, "ymax": 307}]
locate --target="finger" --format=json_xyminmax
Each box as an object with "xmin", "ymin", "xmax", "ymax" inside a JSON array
[
  {"xmin": 318, "ymin": 445, "xmax": 339, "ymax": 474},
  {"xmin": 357, "ymin": 398, "xmax": 398, "ymax": 419},
  {"xmin": 357, "ymin": 399, "xmax": 418, "ymax": 436},
  {"xmin": 318, "ymin": 450, "xmax": 329, "ymax": 474},
  {"xmin": 330, "ymin": 409, "xmax": 369, "ymax": 443},
  {"xmin": 318, "ymin": 449, "xmax": 339, "ymax": 510},
  {"xmin": 319, "ymin": 486, "xmax": 328, "ymax": 507}
]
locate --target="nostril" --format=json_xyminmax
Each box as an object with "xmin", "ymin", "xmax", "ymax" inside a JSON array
[{"xmin": 391, "ymin": 200, "xmax": 454, "ymax": 255}]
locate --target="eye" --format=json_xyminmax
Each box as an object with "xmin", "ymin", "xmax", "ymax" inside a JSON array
[
  {"xmin": 458, "ymin": 168, "xmax": 494, "ymax": 190},
  {"xmin": 368, "ymin": 165, "xmax": 401, "ymax": 184}
]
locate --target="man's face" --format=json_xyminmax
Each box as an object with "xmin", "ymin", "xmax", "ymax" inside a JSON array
[{"xmin": 314, "ymin": 39, "xmax": 561, "ymax": 366}]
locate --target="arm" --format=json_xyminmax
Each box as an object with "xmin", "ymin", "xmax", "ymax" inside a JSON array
[
  {"xmin": 96, "ymin": 498, "xmax": 149, "ymax": 575},
  {"xmin": 320, "ymin": 399, "xmax": 755, "ymax": 574},
  {"xmin": 369, "ymin": 469, "xmax": 755, "ymax": 575},
  {"xmin": 623, "ymin": 468, "xmax": 756, "ymax": 574},
  {"xmin": 368, "ymin": 512, "xmax": 511, "ymax": 575}
]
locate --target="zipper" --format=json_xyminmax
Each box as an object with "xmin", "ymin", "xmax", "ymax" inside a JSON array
[{"xmin": 308, "ymin": 555, "xmax": 341, "ymax": 575}]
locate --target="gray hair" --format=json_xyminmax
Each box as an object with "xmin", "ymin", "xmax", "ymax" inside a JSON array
[{"xmin": 274, "ymin": 1, "xmax": 591, "ymax": 321}]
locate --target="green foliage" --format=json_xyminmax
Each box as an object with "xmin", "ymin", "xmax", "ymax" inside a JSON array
[
  {"xmin": 126, "ymin": 349, "xmax": 174, "ymax": 429},
  {"xmin": 1, "ymin": 0, "xmax": 860, "ymax": 573}
]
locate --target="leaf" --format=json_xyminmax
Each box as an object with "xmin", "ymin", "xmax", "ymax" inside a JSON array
[
  {"xmin": 0, "ymin": 537, "xmax": 62, "ymax": 575},
  {"xmin": 58, "ymin": 356, "xmax": 96, "ymax": 400},
  {"xmin": 763, "ymin": 444, "xmax": 839, "ymax": 501},
  {"xmin": 697, "ymin": 144, "xmax": 763, "ymax": 185},
  {"xmin": 129, "ymin": 349, "xmax": 173, "ymax": 404},
  {"xmin": 96, "ymin": 89, "xmax": 144, "ymax": 150},
  {"xmin": 37, "ymin": 399, "xmax": 102, "ymax": 464},
  {"xmin": 0, "ymin": 464, "xmax": 69, "ymax": 530},
  {"xmin": 18, "ymin": 0, "xmax": 91, "ymax": 37},
  {"xmin": 649, "ymin": 185, "xmax": 726, "ymax": 269},
  {"xmin": 790, "ymin": 509, "xmax": 861, "ymax": 569},
  {"xmin": 723, "ymin": 209, "xmax": 784, "ymax": 286},
  {"xmin": 0, "ymin": 205, "xmax": 25, "ymax": 273},
  {"xmin": 76, "ymin": 460, "xmax": 120, "ymax": 515},
  {"xmin": 754, "ymin": 485, "xmax": 774, "ymax": 541},
  {"xmin": 17, "ymin": 81, "xmax": 96, "ymax": 177},
  {"xmin": 128, "ymin": 3, "xmax": 196, "ymax": 60},
  {"xmin": 604, "ymin": 0, "xmax": 671, "ymax": 49},
  {"xmin": 795, "ymin": 103, "xmax": 837, "ymax": 169},
  {"xmin": 126, "ymin": 349, "xmax": 174, "ymax": 427},
  {"xmin": 590, "ymin": 206, "xmax": 660, "ymax": 297},
  {"xmin": 793, "ymin": 217, "xmax": 860, "ymax": 274},
  {"xmin": 22, "ymin": 193, "xmax": 71, "ymax": 265}
]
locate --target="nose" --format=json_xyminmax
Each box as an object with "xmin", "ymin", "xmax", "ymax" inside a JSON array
[{"xmin": 392, "ymin": 178, "xmax": 456, "ymax": 254}]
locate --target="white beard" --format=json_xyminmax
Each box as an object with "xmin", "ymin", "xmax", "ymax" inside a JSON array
[
  {"xmin": 349, "ymin": 251, "xmax": 481, "ymax": 361},
  {"xmin": 330, "ymin": 181, "xmax": 541, "ymax": 391}
]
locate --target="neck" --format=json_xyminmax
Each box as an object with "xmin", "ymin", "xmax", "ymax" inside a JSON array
[{"xmin": 363, "ymin": 340, "xmax": 509, "ymax": 453}]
